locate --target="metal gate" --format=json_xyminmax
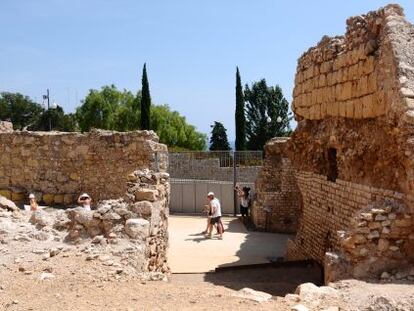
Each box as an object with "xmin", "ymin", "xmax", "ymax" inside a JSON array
[{"xmin": 168, "ymin": 151, "xmax": 262, "ymax": 215}]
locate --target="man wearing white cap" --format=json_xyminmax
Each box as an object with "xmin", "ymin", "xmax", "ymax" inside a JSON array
[
  {"xmin": 205, "ymin": 191, "xmax": 223, "ymax": 239},
  {"xmin": 77, "ymin": 193, "xmax": 92, "ymax": 211}
]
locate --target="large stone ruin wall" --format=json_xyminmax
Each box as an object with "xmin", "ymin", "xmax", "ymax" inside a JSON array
[
  {"xmin": 0, "ymin": 129, "xmax": 168, "ymax": 205},
  {"xmin": 285, "ymin": 4, "xmax": 414, "ymax": 282},
  {"xmin": 0, "ymin": 127, "xmax": 170, "ymax": 277},
  {"xmin": 251, "ymin": 137, "xmax": 301, "ymax": 233}
]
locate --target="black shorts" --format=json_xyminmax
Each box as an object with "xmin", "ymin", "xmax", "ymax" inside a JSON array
[
  {"xmin": 240, "ymin": 205, "xmax": 248, "ymax": 215},
  {"xmin": 210, "ymin": 216, "xmax": 221, "ymax": 225}
]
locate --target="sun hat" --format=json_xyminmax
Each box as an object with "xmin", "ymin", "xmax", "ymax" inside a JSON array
[
  {"xmin": 207, "ymin": 192, "xmax": 214, "ymax": 197},
  {"xmin": 80, "ymin": 193, "xmax": 90, "ymax": 199},
  {"xmin": 28, "ymin": 193, "xmax": 35, "ymax": 199}
]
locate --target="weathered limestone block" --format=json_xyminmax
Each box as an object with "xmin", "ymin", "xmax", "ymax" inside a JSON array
[
  {"xmin": 0, "ymin": 121, "xmax": 13, "ymax": 132},
  {"xmin": 124, "ymin": 218, "xmax": 150, "ymax": 239},
  {"xmin": 42, "ymin": 194, "xmax": 54, "ymax": 205},
  {"xmin": 0, "ymin": 195, "xmax": 18, "ymax": 211},
  {"xmin": 135, "ymin": 189, "xmax": 158, "ymax": 202},
  {"xmin": 0, "ymin": 190, "xmax": 12, "ymax": 200}
]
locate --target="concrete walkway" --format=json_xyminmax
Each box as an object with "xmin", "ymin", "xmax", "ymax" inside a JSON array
[{"xmin": 168, "ymin": 215, "xmax": 293, "ymax": 273}]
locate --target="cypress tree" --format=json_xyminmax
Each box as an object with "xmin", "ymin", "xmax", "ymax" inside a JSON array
[
  {"xmin": 235, "ymin": 67, "xmax": 246, "ymax": 150},
  {"xmin": 140, "ymin": 63, "xmax": 151, "ymax": 130}
]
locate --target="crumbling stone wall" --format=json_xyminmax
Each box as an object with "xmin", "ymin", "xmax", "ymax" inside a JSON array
[
  {"xmin": 286, "ymin": 4, "xmax": 414, "ymax": 281},
  {"xmin": 15, "ymin": 168, "xmax": 170, "ymax": 277},
  {"xmin": 251, "ymin": 138, "xmax": 301, "ymax": 233},
  {"xmin": 0, "ymin": 129, "xmax": 167, "ymax": 205},
  {"xmin": 58, "ymin": 169, "xmax": 170, "ymax": 274},
  {"xmin": 286, "ymin": 172, "xmax": 412, "ymax": 281}
]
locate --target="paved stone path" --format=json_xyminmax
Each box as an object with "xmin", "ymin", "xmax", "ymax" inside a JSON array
[{"xmin": 168, "ymin": 215, "xmax": 293, "ymax": 273}]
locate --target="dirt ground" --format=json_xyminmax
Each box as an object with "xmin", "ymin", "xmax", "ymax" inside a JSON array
[
  {"xmin": 2, "ymin": 255, "xmax": 413, "ymax": 311},
  {"xmin": 0, "ymin": 255, "xmax": 327, "ymax": 311}
]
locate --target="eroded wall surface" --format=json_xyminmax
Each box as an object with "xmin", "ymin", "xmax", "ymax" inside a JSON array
[
  {"xmin": 251, "ymin": 138, "xmax": 301, "ymax": 233},
  {"xmin": 0, "ymin": 129, "xmax": 168, "ymax": 205},
  {"xmin": 286, "ymin": 4, "xmax": 414, "ymax": 281}
]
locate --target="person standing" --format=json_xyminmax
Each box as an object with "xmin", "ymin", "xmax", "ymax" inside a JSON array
[
  {"xmin": 202, "ymin": 200, "xmax": 212, "ymax": 234},
  {"xmin": 28, "ymin": 193, "xmax": 38, "ymax": 211},
  {"xmin": 205, "ymin": 192, "xmax": 223, "ymax": 239},
  {"xmin": 235, "ymin": 185, "xmax": 251, "ymax": 221}
]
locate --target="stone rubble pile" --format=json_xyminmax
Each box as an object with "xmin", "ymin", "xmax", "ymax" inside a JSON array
[
  {"xmin": 334, "ymin": 198, "xmax": 413, "ymax": 279},
  {"xmin": 0, "ymin": 169, "xmax": 170, "ymax": 279},
  {"xmin": 283, "ymin": 282, "xmax": 341, "ymax": 311}
]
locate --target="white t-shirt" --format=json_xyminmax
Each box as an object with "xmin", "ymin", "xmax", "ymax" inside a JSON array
[
  {"xmin": 210, "ymin": 198, "xmax": 222, "ymax": 218},
  {"xmin": 240, "ymin": 197, "xmax": 249, "ymax": 208}
]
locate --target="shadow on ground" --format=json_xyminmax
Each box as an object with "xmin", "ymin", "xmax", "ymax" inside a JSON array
[
  {"xmin": 202, "ymin": 217, "xmax": 323, "ymax": 296},
  {"xmin": 203, "ymin": 262, "xmax": 322, "ymax": 296}
]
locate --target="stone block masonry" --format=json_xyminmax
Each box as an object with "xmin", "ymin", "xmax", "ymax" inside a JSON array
[
  {"xmin": 285, "ymin": 4, "xmax": 414, "ymax": 282},
  {"xmin": 251, "ymin": 138, "xmax": 301, "ymax": 233},
  {"xmin": 286, "ymin": 172, "xmax": 413, "ymax": 282},
  {"xmin": 0, "ymin": 129, "xmax": 168, "ymax": 205}
]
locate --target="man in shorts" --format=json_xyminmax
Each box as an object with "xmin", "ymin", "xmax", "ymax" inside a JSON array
[{"xmin": 205, "ymin": 192, "xmax": 223, "ymax": 239}]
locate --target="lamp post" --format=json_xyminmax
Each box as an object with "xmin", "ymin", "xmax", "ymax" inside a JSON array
[{"xmin": 42, "ymin": 89, "xmax": 57, "ymax": 131}]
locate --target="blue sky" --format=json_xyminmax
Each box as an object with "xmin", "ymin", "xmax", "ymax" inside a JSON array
[{"xmin": 1, "ymin": 1, "xmax": 413, "ymax": 140}]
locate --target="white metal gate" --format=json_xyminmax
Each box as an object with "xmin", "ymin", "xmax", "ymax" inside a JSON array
[
  {"xmin": 170, "ymin": 179, "xmax": 257, "ymax": 214},
  {"xmin": 168, "ymin": 151, "xmax": 262, "ymax": 215}
]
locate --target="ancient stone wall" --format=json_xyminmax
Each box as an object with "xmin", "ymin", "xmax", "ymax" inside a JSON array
[
  {"xmin": 286, "ymin": 172, "xmax": 412, "ymax": 281},
  {"xmin": 169, "ymin": 153, "xmax": 261, "ymax": 182},
  {"xmin": 286, "ymin": 4, "xmax": 414, "ymax": 281},
  {"xmin": 251, "ymin": 138, "xmax": 301, "ymax": 233},
  {"xmin": 0, "ymin": 121, "xmax": 13, "ymax": 133},
  {"xmin": 0, "ymin": 129, "xmax": 167, "ymax": 205}
]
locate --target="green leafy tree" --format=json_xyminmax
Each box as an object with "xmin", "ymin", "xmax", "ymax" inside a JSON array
[
  {"xmin": 235, "ymin": 67, "xmax": 246, "ymax": 151},
  {"xmin": 244, "ymin": 79, "xmax": 290, "ymax": 150},
  {"xmin": 151, "ymin": 105, "xmax": 206, "ymax": 150},
  {"xmin": 0, "ymin": 92, "xmax": 43, "ymax": 130},
  {"xmin": 140, "ymin": 63, "xmax": 151, "ymax": 130},
  {"xmin": 76, "ymin": 85, "xmax": 206, "ymax": 150},
  {"xmin": 209, "ymin": 121, "xmax": 231, "ymax": 151},
  {"xmin": 75, "ymin": 85, "xmax": 135, "ymax": 132},
  {"xmin": 30, "ymin": 106, "xmax": 78, "ymax": 132}
]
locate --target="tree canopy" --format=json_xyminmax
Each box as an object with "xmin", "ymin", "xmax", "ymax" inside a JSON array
[
  {"xmin": 244, "ymin": 79, "xmax": 291, "ymax": 150},
  {"xmin": 75, "ymin": 85, "xmax": 137, "ymax": 132},
  {"xmin": 0, "ymin": 92, "xmax": 77, "ymax": 131},
  {"xmin": 209, "ymin": 121, "xmax": 231, "ymax": 151},
  {"xmin": 0, "ymin": 92, "xmax": 43, "ymax": 130},
  {"xmin": 76, "ymin": 85, "xmax": 207, "ymax": 150}
]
